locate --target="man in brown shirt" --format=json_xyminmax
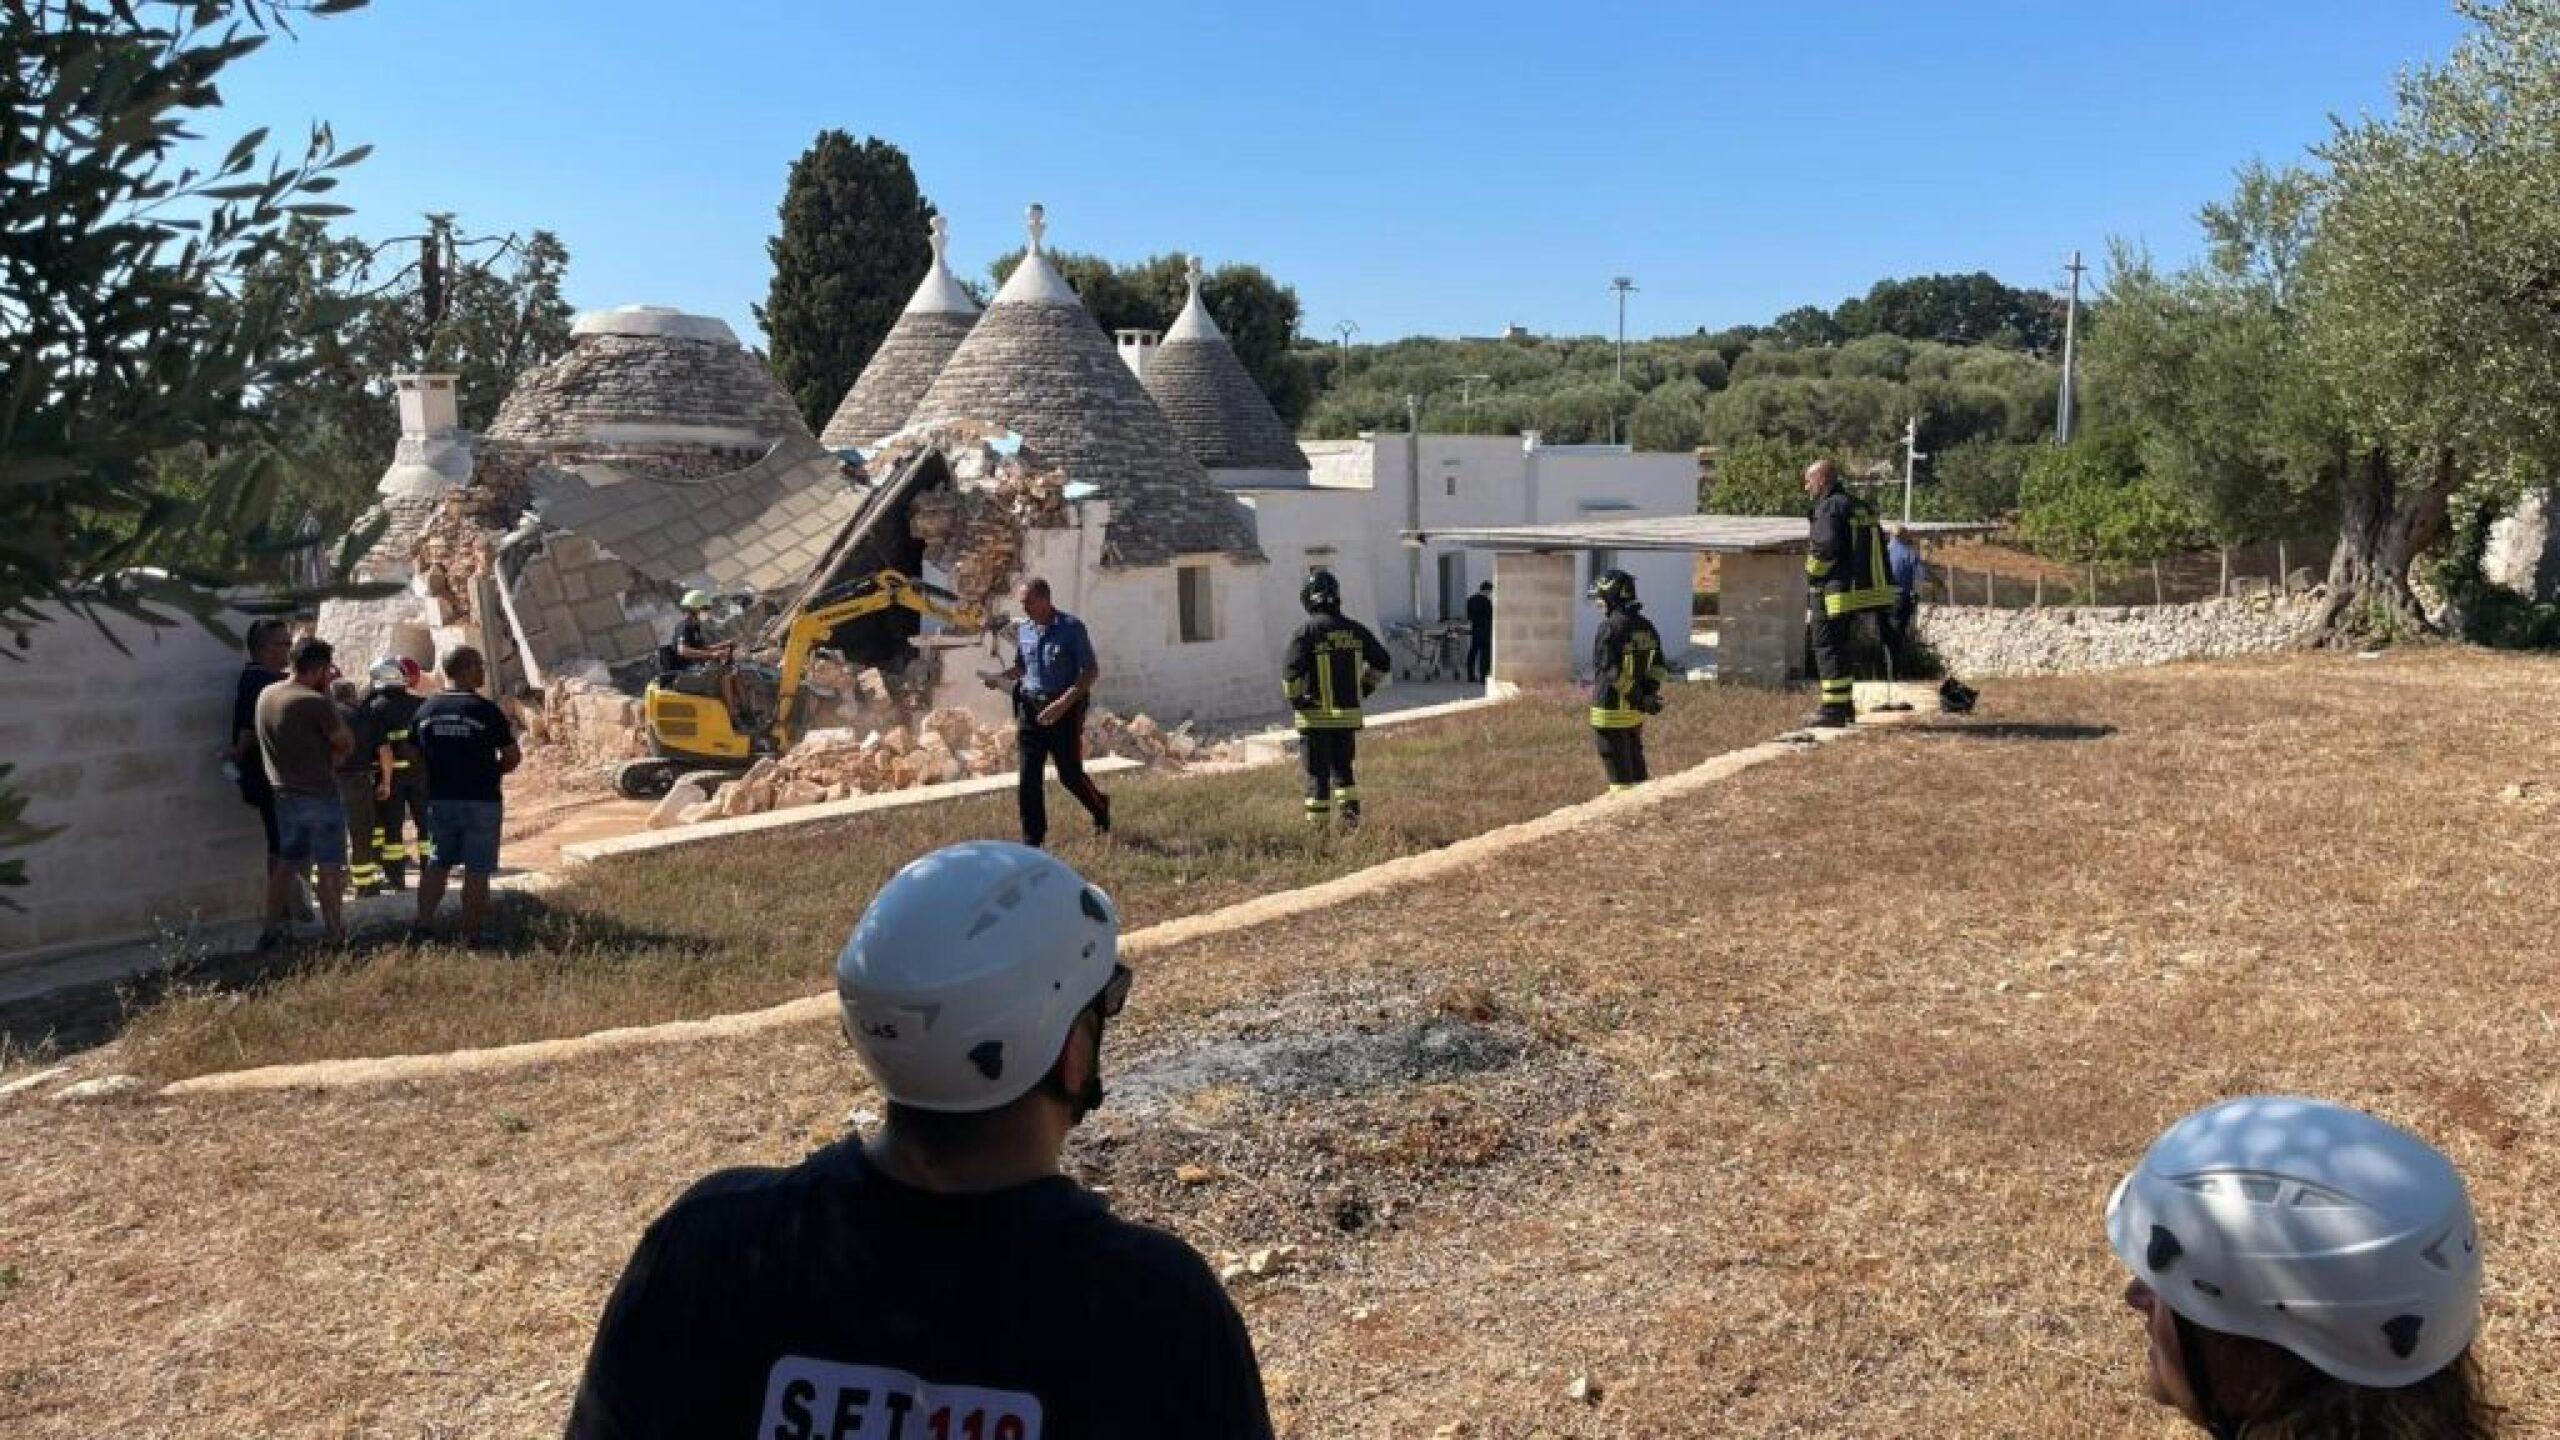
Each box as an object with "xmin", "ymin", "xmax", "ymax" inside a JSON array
[{"xmin": 256, "ymin": 636, "xmax": 355, "ymax": 944}]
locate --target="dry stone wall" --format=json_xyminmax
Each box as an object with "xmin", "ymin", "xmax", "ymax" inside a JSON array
[{"xmin": 1918, "ymin": 594, "xmax": 2321, "ymax": 677}]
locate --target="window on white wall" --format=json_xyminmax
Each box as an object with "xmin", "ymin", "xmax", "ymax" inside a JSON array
[
  {"xmin": 1437, "ymin": 552, "xmax": 1466, "ymax": 620},
  {"xmin": 1177, "ymin": 565, "xmax": 1216, "ymax": 643}
]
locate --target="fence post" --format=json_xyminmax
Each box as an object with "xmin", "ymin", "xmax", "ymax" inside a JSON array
[
  {"xmin": 1984, "ymin": 569, "xmax": 1994, "ymax": 607},
  {"xmin": 2152, "ymin": 559, "xmax": 2165, "ymax": 606},
  {"xmin": 1945, "ymin": 568, "xmax": 1958, "ymax": 606},
  {"xmin": 2277, "ymin": 539, "xmax": 2290, "ymax": 595},
  {"xmin": 2033, "ymin": 572, "xmax": 2044, "ymax": 608}
]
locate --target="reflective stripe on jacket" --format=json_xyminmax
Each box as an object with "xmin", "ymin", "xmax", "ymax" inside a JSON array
[
  {"xmin": 1808, "ymin": 487, "xmax": 1895, "ymax": 616},
  {"xmin": 1589, "ymin": 607, "xmax": 1669, "ymax": 729},
  {"xmin": 1284, "ymin": 614, "xmax": 1391, "ymax": 731}
]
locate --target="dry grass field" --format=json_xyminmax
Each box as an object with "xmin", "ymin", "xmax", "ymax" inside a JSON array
[
  {"xmin": 5, "ymin": 648, "xmax": 2557, "ymax": 1437},
  {"xmin": 114, "ymin": 685, "xmax": 1802, "ymax": 1079}
]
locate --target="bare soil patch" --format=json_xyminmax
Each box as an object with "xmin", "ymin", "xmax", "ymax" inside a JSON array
[{"xmin": 5, "ymin": 648, "xmax": 2556, "ymax": 1437}]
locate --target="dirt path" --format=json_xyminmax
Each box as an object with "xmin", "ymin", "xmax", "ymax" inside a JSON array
[{"xmin": 4, "ymin": 650, "xmax": 2556, "ymax": 1437}]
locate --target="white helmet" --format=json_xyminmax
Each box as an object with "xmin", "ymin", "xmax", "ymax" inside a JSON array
[
  {"xmin": 835, "ymin": 842, "xmax": 1122, "ymax": 1112},
  {"xmin": 2107, "ymin": 1095, "xmax": 2481, "ymax": 1389},
  {"xmin": 369, "ymin": 656, "xmax": 408, "ymax": 689}
]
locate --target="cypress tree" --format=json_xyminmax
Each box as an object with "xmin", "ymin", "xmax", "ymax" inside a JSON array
[{"xmin": 756, "ymin": 132, "xmax": 936, "ymax": 432}]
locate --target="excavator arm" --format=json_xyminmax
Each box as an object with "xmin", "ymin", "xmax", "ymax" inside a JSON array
[{"xmin": 768, "ymin": 571, "xmax": 986, "ymax": 745}]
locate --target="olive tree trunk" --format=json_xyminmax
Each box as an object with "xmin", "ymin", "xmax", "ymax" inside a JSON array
[{"xmin": 2306, "ymin": 446, "xmax": 2458, "ymax": 643}]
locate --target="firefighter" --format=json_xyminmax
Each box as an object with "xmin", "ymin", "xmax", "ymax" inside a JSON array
[
  {"xmin": 361, "ymin": 656, "xmax": 433, "ymax": 888},
  {"xmin": 1282, "ymin": 570, "xmax": 1391, "ymax": 827},
  {"xmin": 1587, "ymin": 568, "xmax": 1671, "ymax": 792},
  {"xmin": 1803, "ymin": 459, "xmax": 1895, "ymax": 727},
  {"xmin": 330, "ymin": 678, "xmax": 387, "ymax": 896}
]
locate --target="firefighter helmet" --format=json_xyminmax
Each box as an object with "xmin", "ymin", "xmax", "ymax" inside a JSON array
[
  {"xmin": 1588, "ymin": 568, "xmax": 1638, "ymax": 610},
  {"xmin": 680, "ymin": 589, "xmax": 714, "ymax": 612},
  {"xmin": 834, "ymin": 842, "xmax": 1125, "ymax": 1113},
  {"xmin": 2106, "ymin": 1095, "xmax": 2481, "ymax": 1389},
  {"xmin": 368, "ymin": 656, "xmax": 409, "ymax": 689},
  {"xmin": 1300, "ymin": 569, "xmax": 1342, "ymax": 614}
]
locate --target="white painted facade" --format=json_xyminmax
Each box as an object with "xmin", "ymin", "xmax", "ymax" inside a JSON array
[
  {"xmin": 1011, "ymin": 501, "xmax": 1279, "ymax": 726},
  {"xmin": 1252, "ymin": 433, "xmax": 1698, "ymax": 673}
]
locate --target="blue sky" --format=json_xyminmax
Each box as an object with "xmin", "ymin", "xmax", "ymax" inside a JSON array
[{"xmin": 194, "ymin": 1, "xmax": 2464, "ymax": 345}]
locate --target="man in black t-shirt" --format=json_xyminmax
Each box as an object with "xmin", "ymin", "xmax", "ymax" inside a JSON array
[
  {"xmin": 410, "ymin": 646, "xmax": 519, "ymax": 941},
  {"xmin": 228, "ymin": 617, "xmax": 294, "ymax": 944},
  {"xmin": 566, "ymin": 843, "xmax": 1273, "ymax": 1440}
]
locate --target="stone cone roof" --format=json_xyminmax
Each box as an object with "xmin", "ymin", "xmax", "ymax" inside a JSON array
[
  {"xmin": 911, "ymin": 212, "xmax": 1258, "ymax": 566},
  {"xmin": 1143, "ymin": 258, "xmax": 1308, "ymax": 476},
  {"xmin": 820, "ymin": 216, "xmax": 981, "ymax": 450},
  {"xmin": 821, "ymin": 310, "xmax": 976, "ymax": 449},
  {"xmin": 487, "ymin": 306, "xmax": 810, "ymax": 451}
]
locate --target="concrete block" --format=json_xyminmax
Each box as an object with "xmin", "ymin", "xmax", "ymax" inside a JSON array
[
  {"xmin": 98, "ymin": 750, "xmax": 185, "ymax": 794},
  {"xmin": 550, "ymin": 534, "xmax": 601, "ymax": 570},
  {"xmin": 55, "ymin": 712, "xmax": 142, "ymax": 754}
]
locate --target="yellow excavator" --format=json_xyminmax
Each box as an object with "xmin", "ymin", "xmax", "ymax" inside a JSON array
[{"xmin": 613, "ymin": 569, "xmax": 986, "ymax": 799}]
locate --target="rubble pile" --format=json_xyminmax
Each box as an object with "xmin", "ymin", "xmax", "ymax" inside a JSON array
[
  {"xmin": 409, "ymin": 496, "xmax": 495, "ymax": 627},
  {"xmin": 520, "ymin": 677, "xmax": 651, "ymax": 767},
  {"xmin": 870, "ymin": 420, "xmax": 1071, "ymax": 609},
  {"xmin": 658, "ymin": 705, "xmax": 1241, "ymax": 827}
]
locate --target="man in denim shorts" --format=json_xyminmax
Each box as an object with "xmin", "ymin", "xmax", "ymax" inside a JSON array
[
  {"xmin": 254, "ymin": 635, "xmax": 355, "ymax": 945},
  {"xmin": 411, "ymin": 645, "xmax": 520, "ymax": 942}
]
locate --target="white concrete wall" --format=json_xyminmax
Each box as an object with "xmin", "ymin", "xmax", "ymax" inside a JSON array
[
  {"xmin": 1237, "ymin": 487, "xmax": 1389, "ymax": 640},
  {"xmin": 1020, "ymin": 511, "xmax": 1277, "ymax": 726},
  {"xmin": 1, "ymin": 607, "xmax": 266, "ymax": 964},
  {"xmin": 1297, "ymin": 435, "xmax": 1696, "ymax": 675}
]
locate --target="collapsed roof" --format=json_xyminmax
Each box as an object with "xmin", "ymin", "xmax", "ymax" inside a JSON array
[{"xmin": 910, "ymin": 206, "xmax": 1259, "ymax": 568}]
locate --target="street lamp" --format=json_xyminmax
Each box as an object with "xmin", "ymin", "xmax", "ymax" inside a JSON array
[{"xmin": 1609, "ymin": 276, "xmax": 1638, "ymax": 443}]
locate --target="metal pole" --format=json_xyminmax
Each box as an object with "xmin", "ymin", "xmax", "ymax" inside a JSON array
[
  {"xmin": 1901, "ymin": 415, "xmax": 1925, "ymax": 524},
  {"xmin": 1406, "ymin": 393, "xmax": 1424, "ymax": 627},
  {"xmin": 1334, "ymin": 321, "xmax": 1357, "ymax": 387},
  {"xmin": 2056, "ymin": 249, "xmax": 2086, "ymax": 445},
  {"xmin": 1609, "ymin": 276, "xmax": 1637, "ymax": 445}
]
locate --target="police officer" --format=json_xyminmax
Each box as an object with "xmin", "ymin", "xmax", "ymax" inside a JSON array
[
  {"xmin": 1803, "ymin": 459, "xmax": 1895, "ymax": 727},
  {"xmin": 359, "ymin": 656, "xmax": 432, "ymax": 888},
  {"xmin": 1282, "ymin": 570, "xmax": 1391, "ymax": 827},
  {"xmin": 998, "ymin": 577, "xmax": 1111, "ymax": 847},
  {"xmin": 1587, "ymin": 568, "xmax": 1671, "ymax": 792},
  {"xmin": 566, "ymin": 843, "xmax": 1274, "ymax": 1439}
]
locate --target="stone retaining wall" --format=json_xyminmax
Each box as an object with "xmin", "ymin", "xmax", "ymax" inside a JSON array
[{"xmin": 1918, "ymin": 593, "xmax": 2321, "ymax": 676}]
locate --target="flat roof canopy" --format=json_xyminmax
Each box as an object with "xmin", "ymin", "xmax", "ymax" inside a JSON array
[{"xmin": 1404, "ymin": 514, "xmax": 2003, "ymax": 555}]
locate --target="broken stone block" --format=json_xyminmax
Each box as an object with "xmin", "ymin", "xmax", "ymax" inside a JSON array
[{"xmin": 647, "ymin": 772, "xmax": 721, "ymax": 829}]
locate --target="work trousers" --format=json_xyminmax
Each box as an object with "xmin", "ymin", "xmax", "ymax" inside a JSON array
[
  {"xmin": 380, "ymin": 772, "xmax": 432, "ymax": 882},
  {"xmin": 1465, "ymin": 629, "xmax": 1491, "ymax": 683},
  {"xmin": 1593, "ymin": 725, "xmax": 1648, "ymax": 791},
  {"xmin": 1877, "ymin": 595, "xmax": 1920, "ymax": 676},
  {"xmin": 1017, "ymin": 697, "xmax": 1110, "ymax": 847},
  {"xmin": 1811, "ymin": 606, "xmax": 1860, "ymax": 716},
  {"xmin": 336, "ymin": 773, "xmax": 384, "ymax": 892},
  {"xmin": 1300, "ymin": 729, "xmax": 1360, "ymax": 818}
]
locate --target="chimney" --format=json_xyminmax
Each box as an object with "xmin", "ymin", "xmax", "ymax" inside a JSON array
[
  {"xmin": 1115, "ymin": 328, "xmax": 1161, "ymax": 381},
  {"xmin": 394, "ymin": 373, "xmax": 460, "ymax": 436}
]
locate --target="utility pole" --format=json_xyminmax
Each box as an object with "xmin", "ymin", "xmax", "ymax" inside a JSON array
[
  {"xmin": 1457, "ymin": 373, "xmax": 1492, "ymax": 412},
  {"xmin": 1901, "ymin": 415, "xmax": 1927, "ymax": 524},
  {"xmin": 2056, "ymin": 249, "xmax": 2086, "ymax": 446},
  {"xmin": 1406, "ymin": 393, "xmax": 1424, "ymax": 627},
  {"xmin": 1610, "ymin": 276, "xmax": 1637, "ymax": 444},
  {"xmin": 1334, "ymin": 320, "xmax": 1358, "ymax": 385}
]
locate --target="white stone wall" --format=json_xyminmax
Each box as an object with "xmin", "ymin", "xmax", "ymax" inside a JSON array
[
  {"xmin": 1020, "ymin": 517, "xmax": 1277, "ymax": 726},
  {"xmin": 1920, "ymin": 594, "xmax": 2320, "ymax": 677},
  {"xmin": 1, "ymin": 607, "xmax": 265, "ymax": 964},
  {"xmin": 1299, "ymin": 435, "xmax": 1695, "ymax": 670}
]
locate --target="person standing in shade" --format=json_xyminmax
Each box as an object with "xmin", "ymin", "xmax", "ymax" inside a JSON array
[
  {"xmin": 1283, "ymin": 570, "xmax": 1392, "ymax": 828},
  {"xmin": 411, "ymin": 646, "xmax": 520, "ymax": 942},
  {"xmin": 329, "ymin": 678, "xmax": 387, "ymax": 897},
  {"xmin": 228, "ymin": 617, "xmax": 293, "ymax": 939},
  {"xmin": 1464, "ymin": 580, "xmax": 1494, "ymax": 684},
  {"xmin": 995, "ymin": 577, "xmax": 1111, "ymax": 848},
  {"xmin": 254, "ymin": 636, "xmax": 354, "ymax": 945},
  {"xmin": 360, "ymin": 657, "xmax": 434, "ymax": 887}
]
